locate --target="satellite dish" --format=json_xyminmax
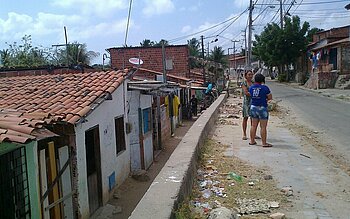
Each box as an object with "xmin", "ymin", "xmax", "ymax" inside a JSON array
[{"xmin": 129, "ymin": 57, "xmax": 144, "ymax": 65}]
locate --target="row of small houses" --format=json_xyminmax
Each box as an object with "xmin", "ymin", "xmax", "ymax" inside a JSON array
[{"xmin": 0, "ymin": 44, "xmax": 207, "ymax": 219}]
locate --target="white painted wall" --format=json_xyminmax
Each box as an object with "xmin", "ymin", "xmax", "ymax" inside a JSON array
[
  {"xmin": 127, "ymin": 90, "xmax": 153, "ymax": 172},
  {"xmin": 75, "ymin": 83, "xmax": 130, "ymax": 218}
]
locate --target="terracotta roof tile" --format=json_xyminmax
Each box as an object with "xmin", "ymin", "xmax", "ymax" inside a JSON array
[
  {"xmin": 0, "ymin": 70, "xmax": 127, "ymax": 125},
  {"xmin": 0, "ymin": 70, "xmax": 128, "ymax": 144}
]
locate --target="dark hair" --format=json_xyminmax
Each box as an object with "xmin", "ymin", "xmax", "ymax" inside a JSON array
[
  {"xmin": 244, "ymin": 70, "xmax": 253, "ymax": 77},
  {"xmin": 254, "ymin": 73, "xmax": 265, "ymax": 83}
]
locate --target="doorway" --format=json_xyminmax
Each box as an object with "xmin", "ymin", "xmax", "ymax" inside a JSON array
[{"xmin": 85, "ymin": 126, "xmax": 102, "ymax": 215}]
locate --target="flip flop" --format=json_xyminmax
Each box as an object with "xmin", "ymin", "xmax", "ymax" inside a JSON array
[
  {"xmin": 255, "ymin": 136, "xmax": 261, "ymax": 139},
  {"xmin": 249, "ymin": 142, "xmax": 257, "ymax": 145},
  {"xmin": 262, "ymin": 143, "xmax": 273, "ymax": 147},
  {"xmin": 242, "ymin": 136, "xmax": 248, "ymax": 140}
]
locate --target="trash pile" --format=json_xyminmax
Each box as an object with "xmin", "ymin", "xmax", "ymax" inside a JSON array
[{"xmin": 218, "ymin": 103, "xmax": 241, "ymax": 125}]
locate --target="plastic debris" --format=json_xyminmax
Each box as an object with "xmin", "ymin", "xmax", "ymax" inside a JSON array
[{"xmin": 227, "ymin": 172, "xmax": 243, "ymax": 182}]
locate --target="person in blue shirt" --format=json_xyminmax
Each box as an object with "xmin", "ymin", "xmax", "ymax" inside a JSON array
[{"xmin": 248, "ymin": 74, "xmax": 273, "ymax": 147}]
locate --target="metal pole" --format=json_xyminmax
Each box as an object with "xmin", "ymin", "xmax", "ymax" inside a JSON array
[
  {"xmin": 201, "ymin": 35, "xmax": 206, "ymax": 82},
  {"xmin": 64, "ymin": 26, "xmax": 69, "ymax": 67},
  {"xmin": 247, "ymin": 0, "xmax": 253, "ymax": 68}
]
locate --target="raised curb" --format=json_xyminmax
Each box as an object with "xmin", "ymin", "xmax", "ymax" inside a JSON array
[{"xmin": 129, "ymin": 92, "xmax": 228, "ymax": 219}]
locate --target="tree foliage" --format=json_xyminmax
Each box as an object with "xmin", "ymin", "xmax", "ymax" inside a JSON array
[
  {"xmin": 253, "ymin": 16, "xmax": 311, "ymax": 80},
  {"xmin": 0, "ymin": 35, "xmax": 51, "ymax": 68},
  {"xmin": 0, "ymin": 35, "xmax": 98, "ymax": 68},
  {"xmin": 56, "ymin": 42, "xmax": 99, "ymax": 66},
  {"xmin": 187, "ymin": 38, "xmax": 201, "ymax": 69},
  {"xmin": 140, "ymin": 39, "xmax": 169, "ymax": 47},
  {"xmin": 209, "ymin": 46, "xmax": 228, "ymax": 67}
]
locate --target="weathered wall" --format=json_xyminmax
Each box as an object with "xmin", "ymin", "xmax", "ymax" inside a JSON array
[
  {"xmin": 341, "ymin": 45, "xmax": 350, "ymax": 75},
  {"xmin": 75, "ymin": 83, "xmax": 129, "ymax": 218},
  {"xmin": 304, "ymin": 71, "xmax": 339, "ymax": 89},
  {"xmin": 109, "ymin": 45, "xmax": 190, "ymax": 77},
  {"xmin": 129, "ymin": 92, "xmax": 228, "ymax": 219},
  {"xmin": 128, "ymin": 90, "xmax": 153, "ymax": 171}
]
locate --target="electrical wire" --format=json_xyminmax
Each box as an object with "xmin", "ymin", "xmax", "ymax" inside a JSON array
[
  {"xmin": 255, "ymin": 0, "xmax": 348, "ymax": 6},
  {"xmin": 168, "ymin": 7, "xmax": 249, "ymax": 43}
]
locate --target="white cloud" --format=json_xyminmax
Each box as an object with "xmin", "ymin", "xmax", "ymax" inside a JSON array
[
  {"xmin": 76, "ymin": 19, "xmax": 133, "ymax": 39},
  {"xmin": 142, "ymin": 0, "xmax": 175, "ymax": 17},
  {"xmin": 181, "ymin": 25, "xmax": 191, "ymax": 33},
  {"xmin": 52, "ymin": 0, "xmax": 128, "ymax": 17}
]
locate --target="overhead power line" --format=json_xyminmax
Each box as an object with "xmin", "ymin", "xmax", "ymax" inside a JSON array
[
  {"xmin": 168, "ymin": 8, "xmax": 249, "ymax": 43},
  {"xmin": 255, "ymin": 0, "xmax": 348, "ymax": 5}
]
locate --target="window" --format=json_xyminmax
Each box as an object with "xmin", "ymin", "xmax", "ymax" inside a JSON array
[
  {"xmin": 115, "ymin": 116, "xmax": 126, "ymax": 155},
  {"xmin": 142, "ymin": 108, "xmax": 152, "ymax": 134}
]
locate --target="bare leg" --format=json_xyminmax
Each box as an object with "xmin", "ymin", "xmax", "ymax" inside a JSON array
[
  {"xmin": 250, "ymin": 118, "xmax": 259, "ymax": 144},
  {"xmin": 259, "ymin": 119, "xmax": 268, "ymax": 145},
  {"xmin": 242, "ymin": 117, "xmax": 248, "ymax": 139}
]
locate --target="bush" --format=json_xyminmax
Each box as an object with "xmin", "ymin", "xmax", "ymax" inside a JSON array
[{"xmin": 278, "ymin": 73, "xmax": 287, "ymax": 82}]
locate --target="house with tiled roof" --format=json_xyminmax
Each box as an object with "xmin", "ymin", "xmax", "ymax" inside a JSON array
[{"xmin": 0, "ymin": 69, "xmax": 132, "ymax": 218}]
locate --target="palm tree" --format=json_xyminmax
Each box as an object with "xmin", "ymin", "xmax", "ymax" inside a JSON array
[
  {"xmin": 209, "ymin": 46, "xmax": 228, "ymax": 81},
  {"xmin": 187, "ymin": 38, "xmax": 201, "ymax": 69},
  {"xmin": 58, "ymin": 42, "xmax": 99, "ymax": 66}
]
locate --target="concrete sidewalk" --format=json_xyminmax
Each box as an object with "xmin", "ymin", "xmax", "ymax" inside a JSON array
[{"xmin": 214, "ymin": 96, "xmax": 350, "ymax": 219}]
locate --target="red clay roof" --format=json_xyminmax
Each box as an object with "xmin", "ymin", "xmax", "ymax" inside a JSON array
[
  {"xmin": 0, "ymin": 109, "xmax": 58, "ymax": 144},
  {"xmin": 0, "ymin": 70, "xmax": 128, "ymax": 143}
]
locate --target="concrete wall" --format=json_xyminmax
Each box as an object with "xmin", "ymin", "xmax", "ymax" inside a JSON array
[
  {"xmin": 128, "ymin": 90, "xmax": 153, "ymax": 172},
  {"xmin": 304, "ymin": 71, "xmax": 339, "ymax": 89},
  {"xmin": 129, "ymin": 92, "xmax": 228, "ymax": 219},
  {"xmin": 75, "ymin": 83, "xmax": 130, "ymax": 218}
]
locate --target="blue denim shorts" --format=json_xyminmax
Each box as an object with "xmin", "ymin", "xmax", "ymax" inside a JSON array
[{"xmin": 250, "ymin": 105, "xmax": 269, "ymax": 120}]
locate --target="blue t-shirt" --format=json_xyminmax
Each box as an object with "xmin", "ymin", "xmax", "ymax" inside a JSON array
[{"xmin": 249, "ymin": 83, "xmax": 271, "ymax": 107}]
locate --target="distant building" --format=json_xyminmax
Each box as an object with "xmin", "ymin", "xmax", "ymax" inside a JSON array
[{"xmin": 107, "ymin": 45, "xmax": 190, "ymax": 78}]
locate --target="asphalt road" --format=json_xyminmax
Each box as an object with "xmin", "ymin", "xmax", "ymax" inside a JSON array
[{"xmin": 267, "ymin": 81, "xmax": 350, "ymax": 160}]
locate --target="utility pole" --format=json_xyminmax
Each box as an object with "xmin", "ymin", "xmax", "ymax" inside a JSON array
[
  {"xmin": 232, "ymin": 40, "xmax": 239, "ymax": 71},
  {"xmin": 247, "ymin": 0, "xmax": 253, "ymax": 68},
  {"xmin": 201, "ymin": 35, "xmax": 206, "ymax": 82},
  {"xmin": 161, "ymin": 42, "xmax": 167, "ymax": 83},
  {"xmin": 279, "ymin": 0, "xmax": 283, "ymax": 28}
]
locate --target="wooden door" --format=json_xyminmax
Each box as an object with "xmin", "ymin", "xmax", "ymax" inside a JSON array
[{"xmin": 85, "ymin": 126, "xmax": 102, "ymax": 215}]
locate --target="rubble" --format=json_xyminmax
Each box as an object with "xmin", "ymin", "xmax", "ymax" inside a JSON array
[
  {"xmin": 269, "ymin": 212, "xmax": 286, "ymax": 219},
  {"xmin": 281, "ymin": 186, "xmax": 293, "ymax": 196},
  {"xmin": 207, "ymin": 207, "xmax": 238, "ymax": 219},
  {"xmin": 236, "ymin": 198, "xmax": 271, "ymax": 214}
]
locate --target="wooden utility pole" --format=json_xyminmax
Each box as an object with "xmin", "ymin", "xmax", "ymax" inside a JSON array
[
  {"xmin": 247, "ymin": 0, "xmax": 253, "ymax": 67},
  {"xmin": 279, "ymin": 0, "xmax": 283, "ymax": 28},
  {"xmin": 201, "ymin": 35, "xmax": 206, "ymax": 82}
]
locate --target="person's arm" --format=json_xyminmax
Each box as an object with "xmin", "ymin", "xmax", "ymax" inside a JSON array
[
  {"xmin": 242, "ymin": 84, "xmax": 250, "ymax": 96},
  {"xmin": 267, "ymin": 93, "xmax": 272, "ymax": 100}
]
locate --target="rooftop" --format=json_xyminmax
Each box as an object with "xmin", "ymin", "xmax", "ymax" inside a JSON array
[{"xmin": 0, "ymin": 69, "xmax": 128, "ymax": 143}]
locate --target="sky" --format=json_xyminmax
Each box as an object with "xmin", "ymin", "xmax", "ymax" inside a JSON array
[{"xmin": 0, "ymin": 0, "xmax": 349, "ymax": 64}]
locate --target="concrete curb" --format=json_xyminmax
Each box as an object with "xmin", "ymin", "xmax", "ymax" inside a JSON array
[{"xmin": 129, "ymin": 92, "xmax": 228, "ymax": 219}]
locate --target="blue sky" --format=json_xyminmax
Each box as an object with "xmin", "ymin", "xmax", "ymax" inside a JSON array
[{"xmin": 0, "ymin": 0, "xmax": 349, "ymax": 64}]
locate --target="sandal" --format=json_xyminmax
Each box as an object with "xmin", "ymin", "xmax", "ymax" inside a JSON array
[
  {"xmin": 242, "ymin": 136, "xmax": 248, "ymax": 140},
  {"xmin": 249, "ymin": 142, "xmax": 257, "ymax": 145},
  {"xmin": 262, "ymin": 143, "xmax": 273, "ymax": 147},
  {"xmin": 255, "ymin": 136, "xmax": 261, "ymax": 139}
]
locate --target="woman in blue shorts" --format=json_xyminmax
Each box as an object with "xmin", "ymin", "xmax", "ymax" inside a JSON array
[{"xmin": 249, "ymin": 74, "xmax": 273, "ymax": 147}]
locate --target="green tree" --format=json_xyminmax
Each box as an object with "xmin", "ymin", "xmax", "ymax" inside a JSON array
[
  {"xmin": 57, "ymin": 42, "xmax": 99, "ymax": 66},
  {"xmin": 306, "ymin": 27, "xmax": 323, "ymax": 43},
  {"xmin": 187, "ymin": 38, "xmax": 201, "ymax": 69},
  {"xmin": 0, "ymin": 35, "xmax": 51, "ymax": 68},
  {"xmin": 209, "ymin": 46, "xmax": 227, "ymax": 66},
  {"xmin": 154, "ymin": 39, "xmax": 169, "ymax": 47},
  {"xmin": 253, "ymin": 15, "xmax": 310, "ymax": 81},
  {"xmin": 140, "ymin": 39, "xmax": 155, "ymax": 47}
]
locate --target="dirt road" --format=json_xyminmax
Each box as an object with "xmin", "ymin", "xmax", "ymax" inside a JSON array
[{"xmin": 214, "ymin": 95, "xmax": 350, "ymax": 218}]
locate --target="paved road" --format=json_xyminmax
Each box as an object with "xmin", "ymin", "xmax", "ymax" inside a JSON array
[{"xmin": 267, "ymin": 81, "xmax": 350, "ymax": 161}]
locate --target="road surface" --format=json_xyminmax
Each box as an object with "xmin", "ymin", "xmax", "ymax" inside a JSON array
[{"xmin": 267, "ymin": 81, "xmax": 350, "ymax": 166}]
